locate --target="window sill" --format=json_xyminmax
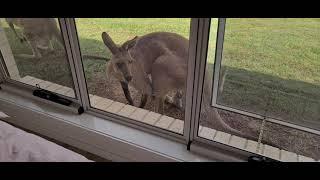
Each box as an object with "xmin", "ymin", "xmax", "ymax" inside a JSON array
[{"xmin": 0, "ymin": 86, "xmax": 213, "ymax": 162}]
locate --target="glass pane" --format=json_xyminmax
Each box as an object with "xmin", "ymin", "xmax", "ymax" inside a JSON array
[
  {"xmin": 200, "ymin": 18, "xmax": 320, "ymax": 161},
  {"xmin": 0, "ymin": 18, "xmax": 76, "ymax": 98},
  {"xmin": 75, "ymin": 18, "xmax": 190, "ymax": 134},
  {"xmin": 217, "ymin": 18, "xmax": 320, "ymax": 131},
  {"xmin": 199, "ymin": 18, "xmax": 260, "ymax": 144}
]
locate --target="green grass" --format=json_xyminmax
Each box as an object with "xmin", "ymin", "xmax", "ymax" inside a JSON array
[
  {"xmin": 75, "ymin": 18, "xmax": 191, "ymax": 80},
  {"xmin": 1, "ymin": 18, "xmax": 320, "ymax": 129},
  {"xmin": 222, "ymin": 18, "xmax": 320, "ymax": 85},
  {"xmin": 213, "ymin": 18, "xmax": 320, "ymax": 128},
  {"xmin": 75, "ymin": 18, "xmax": 191, "ymax": 58},
  {"xmin": 0, "ymin": 19, "xmax": 74, "ymax": 87}
]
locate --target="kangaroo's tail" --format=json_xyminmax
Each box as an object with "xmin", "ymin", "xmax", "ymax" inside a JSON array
[
  {"xmin": 82, "ymin": 55, "xmax": 110, "ymax": 61},
  {"xmin": 201, "ymin": 64, "xmax": 256, "ymax": 140}
]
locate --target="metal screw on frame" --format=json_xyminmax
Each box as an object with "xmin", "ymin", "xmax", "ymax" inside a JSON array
[{"xmin": 36, "ymin": 83, "xmax": 41, "ymax": 89}]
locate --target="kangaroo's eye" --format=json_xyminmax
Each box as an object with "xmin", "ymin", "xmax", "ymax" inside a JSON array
[{"xmin": 116, "ymin": 63, "xmax": 124, "ymax": 68}]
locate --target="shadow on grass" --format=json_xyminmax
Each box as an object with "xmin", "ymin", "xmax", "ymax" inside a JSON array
[
  {"xmin": 1, "ymin": 27, "xmax": 110, "ymax": 88},
  {"xmin": 205, "ymin": 63, "xmax": 320, "ymax": 131}
]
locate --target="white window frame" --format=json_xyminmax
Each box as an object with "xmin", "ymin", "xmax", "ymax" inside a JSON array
[
  {"xmin": 185, "ymin": 18, "xmax": 256, "ymax": 160},
  {"xmin": 0, "ymin": 18, "xmax": 204, "ymax": 145},
  {"xmin": 3, "ymin": 17, "xmax": 318, "ymax": 161},
  {"xmin": 0, "ymin": 17, "xmax": 261, "ymax": 160},
  {"xmin": 63, "ymin": 18, "xmax": 202, "ymax": 144}
]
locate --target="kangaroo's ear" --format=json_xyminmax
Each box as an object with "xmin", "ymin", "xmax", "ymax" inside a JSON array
[
  {"xmin": 102, "ymin": 32, "xmax": 120, "ymax": 55},
  {"xmin": 122, "ymin": 36, "xmax": 138, "ymax": 51}
]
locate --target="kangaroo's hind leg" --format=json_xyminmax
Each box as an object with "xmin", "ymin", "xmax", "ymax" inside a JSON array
[
  {"xmin": 150, "ymin": 55, "xmax": 179, "ymax": 114},
  {"xmin": 139, "ymin": 94, "xmax": 148, "ymax": 108},
  {"xmin": 171, "ymin": 90, "xmax": 184, "ymax": 110},
  {"xmin": 152, "ymin": 95, "xmax": 164, "ymax": 114},
  {"xmin": 150, "ymin": 75, "xmax": 167, "ymax": 114},
  {"xmin": 15, "ymin": 39, "xmax": 42, "ymax": 59},
  {"xmin": 7, "ymin": 21, "xmax": 27, "ymax": 43},
  {"xmin": 28, "ymin": 40, "xmax": 42, "ymax": 58}
]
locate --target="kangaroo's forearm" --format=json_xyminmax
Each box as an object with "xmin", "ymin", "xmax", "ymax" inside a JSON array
[
  {"xmin": 8, "ymin": 22, "xmax": 22, "ymax": 40},
  {"xmin": 139, "ymin": 94, "xmax": 148, "ymax": 108},
  {"xmin": 120, "ymin": 81, "xmax": 134, "ymax": 105}
]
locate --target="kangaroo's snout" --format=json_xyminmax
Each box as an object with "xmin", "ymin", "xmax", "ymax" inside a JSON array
[{"xmin": 125, "ymin": 75, "xmax": 132, "ymax": 82}]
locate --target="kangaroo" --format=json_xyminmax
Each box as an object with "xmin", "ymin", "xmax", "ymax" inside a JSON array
[
  {"xmin": 219, "ymin": 66, "xmax": 227, "ymax": 93},
  {"xmin": 200, "ymin": 63, "xmax": 261, "ymax": 141},
  {"xmin": 102, "ymin": 32, "xmax": 187, "ymax": 113},
  {"xmin": 5, "ymin": 18, "xmax": 65, "ymax": 59},
  {"xmin": 102, "ymin": 31, "xmax": 251, "ymax": 139},
  {"xmin": 5, "ymin": 18, "xmax": 109, "ymax": 61}
]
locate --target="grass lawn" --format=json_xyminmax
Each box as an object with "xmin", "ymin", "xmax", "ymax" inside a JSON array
[
  {"xmin": 75, "ymin": 18, "xmax": 191, "ymax": 57},
  {"xmin": 222, "ymin": 18, "xmax": 320, "ymax": 84},
  {"xmin": 1, "ymin": 18, "xmax": 319, "ymax": 130},
  {"xmin": 215, "ymin": 18, "xmax": 320, "ymax": 129},
  {"xmin": 75, "ymin": 18, "xmax": 191, "ymax": 80}
]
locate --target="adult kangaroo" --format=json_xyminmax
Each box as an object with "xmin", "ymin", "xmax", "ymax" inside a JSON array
[
  {"xmin": 102, "ymin": 31, "xmax": 250, "ymax": 138},
  {"xmin": 5, "ymin": 18, "xmax": 109, "ymax": 61},
  {"xmin": 102, "ymin": 31, "xmax": 187, "ymax": 113},
  {"xmin": 5, "ymin": 18, "xmax": 64, "ymax": 58}
]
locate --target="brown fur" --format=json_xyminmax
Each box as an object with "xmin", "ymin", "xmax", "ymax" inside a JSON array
[
  {"xmin": 5, "ymin": 18, "xmax": 63, "ymax": 58},
  {"xmin": 102, "ymin": 32, "xmax": 188, "ymax": 113},
  {"xmin": 102, "ymin": 31, "xmax": 247, "ymax": 137}
]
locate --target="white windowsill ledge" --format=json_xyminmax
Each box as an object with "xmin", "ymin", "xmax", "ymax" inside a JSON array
[{"xmin": 0, "ymin": 88, "xmax": 213, "ymax": 162}]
